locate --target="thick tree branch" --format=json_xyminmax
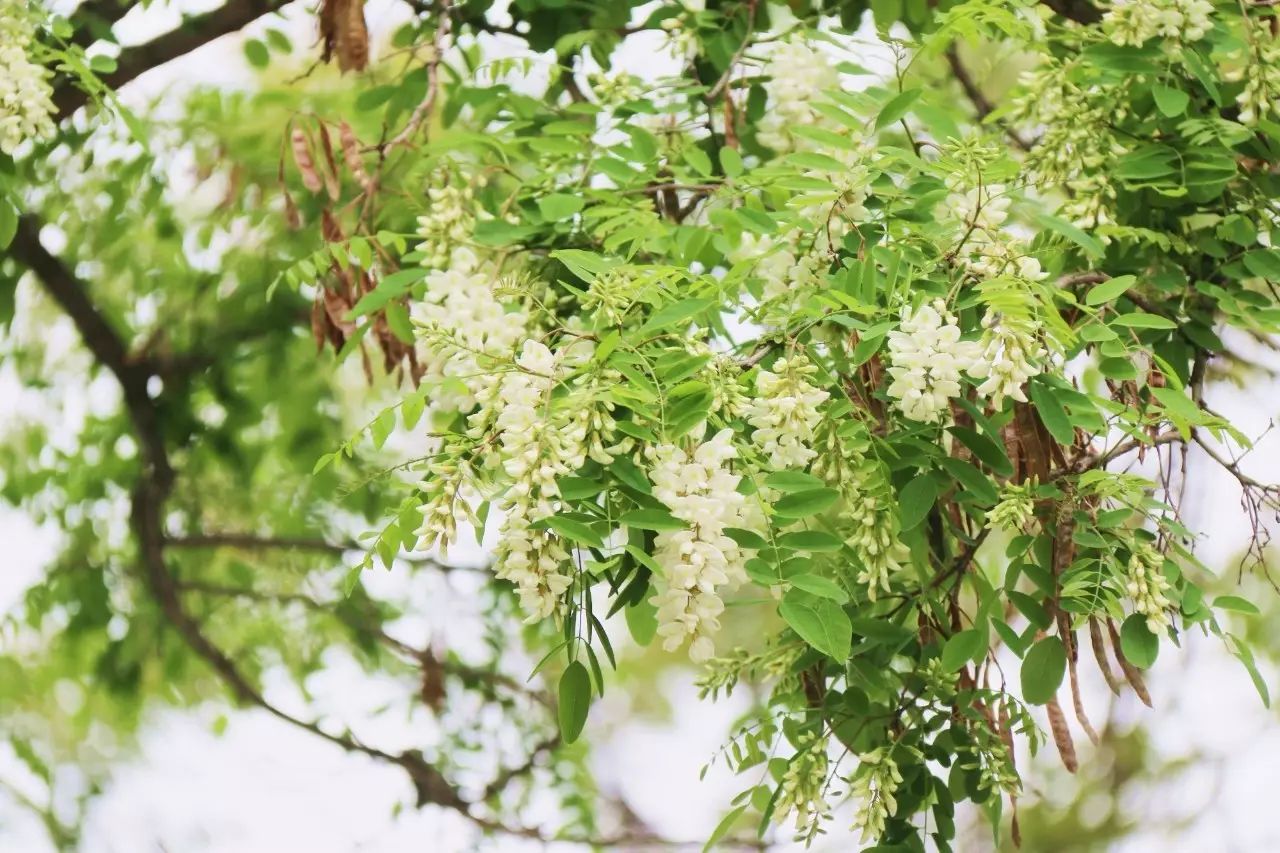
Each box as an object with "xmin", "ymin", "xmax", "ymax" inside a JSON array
[{"xmin": 55, "ymin": 0, "xmax": 291, "ymax": 118}]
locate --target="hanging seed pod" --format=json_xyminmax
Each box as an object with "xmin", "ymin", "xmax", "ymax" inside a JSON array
[
  {"xmin": 291, "ymin": 127, "xmax": 323, "ymax": 193},
  {"xmin": 1089, "ymin": 616, "xmax": 1123, "ymax": 695},
  {"xmin": 1045, "ymin": 695, "xmax": 1077, "ymax": 773},
  {"xmin": 1067, "ymin": 649, "xmax": 1100, "ymax": 745},
  {"xmin": 316, "ymin": 122, "xmax": 341, "ymax": 201},
  {"xmin": 339, "ymin": 121, "xmax": 371, "ymax": 189}
]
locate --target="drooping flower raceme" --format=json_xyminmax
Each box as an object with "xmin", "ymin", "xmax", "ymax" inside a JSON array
[
  {"xmin": 968, "ymin": 311, "xmax": 1047, "ymax": 408},
  {"xmin": 415, "ymin": 172, "xmax": 476, "ymax": 268},
  {"xmin": 1102, "ymin": 0, "xmax": 1214, "ymax": 48},
  {"xmin": 647, "ymin": 429, "xmax": 755, "ymax": 662},
  {"xmin": 487, "ymin": 341, "xmax": 582, "ymax": 621},
  {"xmin": 886, "ymin": 300, "xmax": 981, "ymax": 423},
  {"xmin": 850, "ymin": 749, "xmax": 903, "ymax": 842},
  {"xmin": 776, "ymin": 732, "xmax": 832, "ymax": 839},
  {"xmin": 743, "ymin": 355, "xmax": 829, "ymax": 470},
  {"xmin": 0, "ymin": 2, "xmax": 55, "ymax": 156},
  {"xmin": 757, "ymin": 37, "xmax": 839, "ymax": 152},
  {"xmin": 412, "ymin": 249, "xmax": 528, "ymax": 411},
  {"xmin": 1126, "ymin": 541, "xmax": 1172, "ymax": 634}
]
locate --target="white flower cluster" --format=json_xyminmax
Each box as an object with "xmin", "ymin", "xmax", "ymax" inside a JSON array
[
  {"xmin": 0, "ymin": 2, "xmax": 55, "ymax": 156},
  {"xmin": 489, "ymin": 341, "xmax": 582, "ymax": 621},
  {"xmin": 968, "ymin": 311, "xmax": 1047, "ymax": 408},
  {"xmin": 850, "ymin": 748, "xmax": 903, "ymax": 843},
  {"xmin": 415, "ymin": 172, "xmax": 475, "ymax": 268},
  {"xmin": 776, "ymin": 732, "xmax": 831, "ymax": 839},
  {"xmin": 1102, "ymin": 0, "xmax": 1214, "ymax": 48},
  {"xmin": 731, "ymin": 231, "xmax": 825, "ymax": 323},
  {"xmin": 412, "ymin": 248, "xmax": 528, "ymax": 411},
  {"xmin": 757, "ymin": 37, "xmax": 839, "ymax": 152},
  {"xmin": 414, "ymin": 458, "xmax": 477, "ymax": 557},
  {"xmin": 647, "ymin": 429, "xmax": 755, "ymax": 662},
  {"xmin": 949, "ymin": 183, "xmax": 1011, "ymax": 237},
  {"xmin": 886, "ymin": 300, "xmax": 981, "ymax": 423},
  {"xmin": 1233, "ymin": 39, "xmax": 1280, "ymax": 125},
  {"xmin": 962, "ymin": 240, "xmax": 1049, "ymax": 284},
  {"xmin": 1126, "ymin": 541, "xmax": 1172, "ymax": 634},
  {"xmin": 743, "ymin": 355, "xmax": 829, "ymax": 470}
]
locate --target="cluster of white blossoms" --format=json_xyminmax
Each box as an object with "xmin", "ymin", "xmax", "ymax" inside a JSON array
[
  {"xmin": 731, "ymin": 231, "xmax": 826, "ymax": 322},
  {"xmin": 414, "ymin": 171, "xmax": 475, "ymax": 268},
  {"xmin": 0, "ymin": 2, "xmax": 55, "ymax": 156},
  {"xmin": 757, "ymin": 37, "xmax": 839, "ymax": 152},
  {"xmin": 847, "ymin": 487, "xmax": 910, "ymax": 600},
  {"xmin": 850, "ymin": 749, "xmax": 903, "ymax": 842},
  {"xmin": 412, "ymin": 248, "xmax": 528, "ymax": 411},
  {"xmin": 487, "ymin": 340, "xmax": 582, "ymax": 620},
  {"xmin": 1101, "ymin": 0, "xmax": 1214, "ymax": 48},
  {"xmin": 647, "ymin": 429, "xmax": 756, "ymax": 662},
  {"xmin": 949, "ymin": 182, "xmax": 1011, "ymax": 238},
  {"xmin": 886, "ymin": 300, "xmax": 981, "ymax": 423},
  {"xmin": 1233, "ymin": 38, "xmax": 1280, "ymax": 125},
  {"xmin": 413, "ymin": 458, "xmax": 478, "ymax": 557},
  {"xmin": 776, "ymin": 732, "xmax": 831, "ymax": 839},
  {"xmin": 968, "ymin": 311, "xmax": 1047, "ymax": 408},
  {"xmin": 743, "ymin": 355, "xmax": 829, "ymax": 470},
  {"xmin": 1126, "ymin": 540, "xmax": 1172, "ymax": 634}
]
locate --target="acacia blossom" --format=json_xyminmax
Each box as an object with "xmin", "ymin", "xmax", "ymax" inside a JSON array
[
  {"xmin": 412, "ymin": 248, "xmax": 528, "ymax": 411},
  {"xmin": 0, "ymin": 3, "xmax": 55, "ymax": 156},
  {"xmin": 647, "ymin": 429, "xmax": 755, "ymax": 662},
  {"xmin": 885, "ymin": 300, "xmax": 981, "ymax": 423},
  {"xmin": 1126, "ymin": 541, "xmax": 1172, "ymax": 634},
  {"xmin": 757, "ymin": 37, "xmax": 839, "ymax": 152},
  {"xmin": 743, "ymin": 354, "xmax": 829, "ymax": 469},
  {"xmin": 1102, "ymin": 0, "xmax": 1214, "ymax": 47},
  {"xmin": 489, "ymin": 340, "xmax": 582, "ymax": 620},
  {"xmin": 968, "ymin": 311, "xmax": 1047, "ymax": 408},
  {"xmin": 415, "ymin": 172, "xmax": 475, "ymax": 268}
]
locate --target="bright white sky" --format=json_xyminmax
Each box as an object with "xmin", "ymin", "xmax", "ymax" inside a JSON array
[{"xmin": 2, "ymin": 2, "xmax": 1279, "ymax": 851}]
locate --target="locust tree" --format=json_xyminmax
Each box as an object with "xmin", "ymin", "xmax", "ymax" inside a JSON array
[{"xmin": 3, "ymin": 0, "xmax": 1280, "ymax": 849}]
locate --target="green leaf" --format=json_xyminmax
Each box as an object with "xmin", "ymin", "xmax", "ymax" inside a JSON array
[
  {"xmin": 720, "ymin": 147, "xmax": 744, "ymax": 178},
  {"xmin": 619, "ymin": 508, "xmax": 684, "ymax": 531},
  {"xmin": 1020, "ymin": 636, "xmax": 1066, "ymax": 705},
  {"xmin": 1241, "ymin": 250, "xmax": 1280, "ymax": 280},
  {"xmin": 949, "ymin": 427, "xmax": 1013, "ymax": 477},
  {"xmin": 725, "ymin": 527, "xmax": 768, "ymax": 549},
  {"xmin": 538, "ymin": 193, "xmax": 585, "ymax": 221},
  {"xmin": 777, "ymin": 530, "xmax": 844, "ymax": 552},
  {"xmin": 684, "ymin": 146, "xmax": 713, "ymax": 177},
  {"xmin": 1227, "ymin": 633, "xmax": 1270, "ymax": 707},
  {"xmin": 1119, "ymin": 614, "xmax": 1159, "ymax": 668},
  {"xmin": 1034, "ymin": 212, "xmax": 1104, "ymax": 259},
  {"xmin": 875, "ymin": 89, "xmax": 921, "ymax": 131},
  {"xmin": 637, "ymin": 297, "xmax": 716, "ymax": 336},
  {"xmin": 704, "ymin": 805, "xmax": 748, "ymax": 853},
  {"xmin": 243, "ymin": 38, "xmax": 270, "ymax": 69},
  {"xmin": 1028, "ymin": 383, "xmax": 1075, "ymax": 446},
  {"xmin": 558, "ymin": 661, "xmax": 592, "ymax": 744},
  {"xmin": 624, "ymin": 599, "xmax": 659, "ymax": 646},
  {"xmin": 779, "ymin": 589, "xmax": 852, "ymax": 661},
  {"xmin": 1214, "ymin": 595, "xmax": 1261, "ymax": 616},
  {"xmin": 763, "ymin": 470, "xmax": 826, "ymax": 492},
  {"xmin": 1084, "ymin": 274, "xmax": 1137, "ymax": 306},
  {"xmin": 558, "ymin": 477, "xmax": 604, "ymax": 500},
  {"xmin": 787, "ymin": 574, "xmax": 850, "ymax": 604},
  {"xmin": 542, "ymin": 515, "xmax": 604, "ymax": 547},
  {"xmin": 898, "ymin": 475, "xmax": 937, "ymax": 531},
  {"xmin": 1152, "ymin": 84, "xmax": 1190, "ymax": 117},
  {"xmin": 773, "ymin": 488, "xmax": 840, "ymax": 519},
  {"xmin": 941, "ymin": 629, "xmax": 987, "ymax": 673},
  {"xmin": 1110, "ymin": 312, "xmax": 1177, "ymax": 330}
]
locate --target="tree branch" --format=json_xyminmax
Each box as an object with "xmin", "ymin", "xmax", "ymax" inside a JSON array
[{"xmin": 54, "ymin": 0, "xmax": 291, "ymax": 118}]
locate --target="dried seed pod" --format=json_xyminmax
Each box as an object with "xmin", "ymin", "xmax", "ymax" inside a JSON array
[
  {"xmin": 1089, "ymin": 616, "xmax": 1123, "ymax": 696},
  {"xmin": 339, "ymin": 121, "xmax": 371, "ymax": 189},
  {"xmin": 1067, "ymin": 648, "xmax": 1100, "ymax": 746},
  {"xmin": 291, "ymin": 127, "xmax": 323, "ymax": 193},
  {"xmin": 282, "ymin": 188, "xmax": 302, "ymax": 230},
  {"xmin": 316, "ymin": 122, "xmax": 341, "ymax": 201},
  {"xmin": 1045, "ymin": 695, "xmax": 1077, "ymax": 773},
  {"xmin": 320, "ymin": 0, "xmax": 369, "ymax": 72}
]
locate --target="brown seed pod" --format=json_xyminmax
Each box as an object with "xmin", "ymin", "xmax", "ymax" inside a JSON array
[
  {"xmin": 1089, "ymin": 616, "xmax": 1123, "ymax": 696},
  {"xmin": 1067, "ymin": 647, "xmax": 1100, "ymax": 746},
  {"xmin": 316, "ymin": 122, "xmax": 341, "ymax": 201},
  {"xmin": 320, "ymin": 0, "xmax": 369, "ymax": 73},
  {"xmin": 339, "ymin": 121, "xmax": 371, "ymax": 189},
  {"xmin": 291, "ymin": 127, "xmax": 323, "ymax": 193},
  {"xmin": 1045, "ymin": 695, "xmax": 1078, "ymax": 773}
]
